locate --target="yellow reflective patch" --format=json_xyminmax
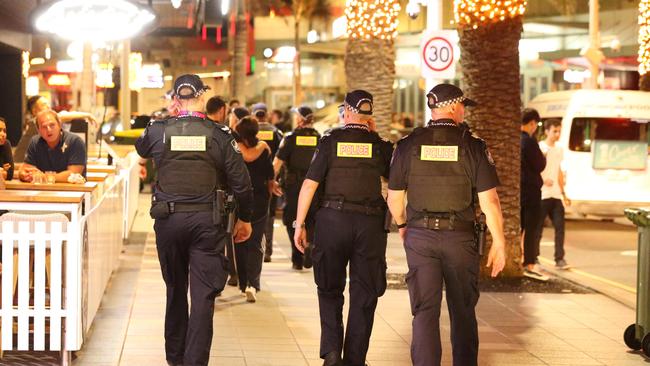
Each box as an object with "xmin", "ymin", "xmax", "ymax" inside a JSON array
[
  {"xmin": 170, "ymin": 136, "xmax": 206, "ymax": 151},
  {"xmin": 337, "ymin": 142, "xmax": 372, "ymax": 158},
  {"xmin": 296, "ymin": 136, "xmax": 317, "ymax": 146},
  {"xmin": 257, "ymin": 130, "xmax": 274, "ymax": 141},
  {"xmin": 420, "ymin": 145, "xmax": 458, "ymax": 161}
]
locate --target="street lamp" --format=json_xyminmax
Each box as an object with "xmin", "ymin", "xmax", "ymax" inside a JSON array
[{"xmin": 34, "ymin": 0, "xmax": 156, "ymax": 42}]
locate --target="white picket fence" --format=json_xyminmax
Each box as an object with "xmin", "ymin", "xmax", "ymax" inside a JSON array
[{"xmin": 0, "ymin": 213, "xmax": 79, "ymax": 353}]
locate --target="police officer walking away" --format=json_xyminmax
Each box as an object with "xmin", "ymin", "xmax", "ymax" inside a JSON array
[
  {"xmin": 252, "ymin": 103, "xmax": 284, "ymax": 262},
  {"xmin": 273, "ymin": 105, "xmax": 321, "ymax": 270},
  {"xmin": 386, "ymin": 83, "xmax": 506, "ymax": 366},
  {"xmin": 294, "ymin": 90, "xmax": 393, "ymax": 366},
  {"xmin": 136, "ymin": 74, "xmax": 254, "ymax": 366}
]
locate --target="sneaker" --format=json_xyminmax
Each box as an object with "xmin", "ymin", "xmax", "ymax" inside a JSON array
[
  {"xmin": 555, "ymin": 259, "xmax": 571, "ymax": 270},
  {"xmin": 523, "ymin": 268, "xmax": 549, "ymax": 282},
  {"xmin": 264, "ymin": 254, "xmax": 272, "ymax": 263},
  {"xmin": 303, "ymin": 245, "xmax": 313, "ymax": 269},
  {"xmin": 227, "ymin": 276, "xmax": 238, "ymax": 287},
  {"xmin": 245, "ymin": 287, "xmax": 257, "ymax": 303}
]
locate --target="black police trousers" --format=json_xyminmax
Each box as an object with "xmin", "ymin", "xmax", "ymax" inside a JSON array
[
  {"xmin": 154, "ymin": 211, "xmax": 229, "ymax": 366},
  {"xmin": 312, "ymin": 208, "xmax": 387, "ymax": 366},
  {"xmin": 404, "ymin": 227, "xmax": 480, "ymax": 366},
  {"xmin": 264, "ymin": 194, "xmax": 278, "ymax": 256}
]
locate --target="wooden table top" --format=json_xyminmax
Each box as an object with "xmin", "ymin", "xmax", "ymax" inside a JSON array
[
  {"xmin": 0, "ymin": 190, "xmax": 85, "ymax": 204},
  {"xmin": 4, "ymin": 180, "xmax": 98, "ymax": 193},
  {"xmin": 87, "ymin": 164, "xmax": 118, "ymax": 174},
  {"xmin": 87, "ymin": 172, "xmax": 110, "ymax": 182}
]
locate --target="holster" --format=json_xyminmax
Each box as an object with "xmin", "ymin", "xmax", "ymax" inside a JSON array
[
  {"xmin": 150, "ymin": 200, "xmax": 170, "ymax": 220},
  {"xmin": 384, "ymin": 208, "xmax": 393, "ymax": 233},
  {"xmin": 215, "ymin": 190, "xmax": 226, "ymax": 227},
  {"xmin": 474, "ymin": 213, "xmax": 487, "ymax": 256}
]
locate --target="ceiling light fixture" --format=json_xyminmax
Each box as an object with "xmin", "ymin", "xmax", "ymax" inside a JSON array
[
  {"xmin": 171, "ymin": 0, "xmax": 182, "ymax": 9},
  {"xmin": 34, "ymin": 0, "xmax": 156, "ymax": 42},
  {"xmin": 221, "ymin": 0, "xmax": 230, "ymax": 16}
]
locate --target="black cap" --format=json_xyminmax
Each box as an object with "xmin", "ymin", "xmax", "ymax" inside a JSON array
[
  {"xmin": 174, "ymin": 74, "xmax": 210, "ymax": 99},
  {"xmin": 232, "ymin": 107, "xmax": 250, "ymax": 121},
  {"xmin": 344, "ymin": 90, "xmax": 373, "ymax": 115},
  {"xmin": 292, "ymin": 105, "xmax": 313, "ymax": 120},
  {"xmin": 426, "ymin": 83, "xmax": 477, "ymax": 109}
]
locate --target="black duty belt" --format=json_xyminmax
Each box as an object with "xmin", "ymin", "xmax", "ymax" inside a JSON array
[
  {"xmin": 321, "ymin": 199, "xmax": 385, "ymax": 216},
  {"xmin": 169, "ymin": 202, "xmax": 213, "ymax": 213},
  {"xmin": 408, "ymin": 217, "xmax": 474, "ymax": 232}
]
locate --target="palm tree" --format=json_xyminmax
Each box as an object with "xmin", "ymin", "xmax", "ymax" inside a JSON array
[
  {"xmin": 344, "ymin": 0, "xmax": 400, "ymax": 138},
  {"xmin": 230, "ymin": 0, "xmax": 249, "ymax": 104},
  {"xmin": 640, "ymin": 0, "xmax": 650, "ymax": 90},
  {"xmin": 456, "ymin": 1, "xmax": 527, "ymax": 277}
]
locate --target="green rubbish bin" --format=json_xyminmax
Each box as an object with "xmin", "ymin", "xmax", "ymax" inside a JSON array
[{"xmin": 624, "ymin": 207, "xmax": 650, "ymax": 356}]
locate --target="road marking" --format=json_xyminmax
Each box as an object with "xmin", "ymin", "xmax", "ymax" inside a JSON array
[{"xmin": 538, "ymin": 256, "xmax": 637, "ymax": 293}]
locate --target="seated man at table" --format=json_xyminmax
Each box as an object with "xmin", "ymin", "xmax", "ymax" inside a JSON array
[{"xmin": 18, "ymin": 110, "xmax": 87, "ymax": 183}]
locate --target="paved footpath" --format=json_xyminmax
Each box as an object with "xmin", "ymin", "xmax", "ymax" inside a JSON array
[{"xmin": 0, "ymin": 194, "xmax": 619, "ymax": 365}]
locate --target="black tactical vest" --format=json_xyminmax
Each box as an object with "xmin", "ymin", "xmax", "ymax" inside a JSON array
[
  {"xmin": 257, "ymin": 122, "xmax": 280, "ymax": 156},
  {"xmin": 157, "ymin": 117, "xmax": 221, "ymax": 196},
  {"xmin": 324, "ymin": 128, "xmax": 386, "ymax": 205},
  {"xmin": 287, "ymin": 128, "xmax": 320, "ymax": 179},
  {"xmin": 407, "ymin": 125, "xmax": 474, "ymax": 215}
]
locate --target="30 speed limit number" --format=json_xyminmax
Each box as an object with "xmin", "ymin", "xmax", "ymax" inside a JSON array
[{"xmin": 422, "ymin": 37, "xmax": 454, "ymax": 72}]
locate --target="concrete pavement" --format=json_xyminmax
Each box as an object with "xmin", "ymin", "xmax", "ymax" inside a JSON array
[{"xmin": 67, "ymin": 193, "xmax": 650, "ymax": 366}]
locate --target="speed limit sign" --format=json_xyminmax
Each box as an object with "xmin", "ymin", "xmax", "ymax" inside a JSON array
[{"xmin": 420, "ymin": 30, "xmax": 458, "ymax": 79}]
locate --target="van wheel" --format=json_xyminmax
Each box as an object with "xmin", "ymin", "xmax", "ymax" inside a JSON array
[
  {"xmin": 624, "ymin": 324, "xmax": 641, "ymax": 350},
  {"xmin": 642, "ymin": 332, "xmax": 650, "ymax": 356}
]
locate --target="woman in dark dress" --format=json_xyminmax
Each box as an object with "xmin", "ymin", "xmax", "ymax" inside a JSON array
[{"xmin": 233, "ymin": 117, "xmax": 279, "ymax": 302}]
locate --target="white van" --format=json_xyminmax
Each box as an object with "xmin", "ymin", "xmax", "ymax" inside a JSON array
[{"xmin": 528, "ymin": 89, "xmax": 650, "ymax": 218}]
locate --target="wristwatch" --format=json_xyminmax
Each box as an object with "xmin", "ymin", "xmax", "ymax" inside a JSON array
[
  {"xmin": 292, "ymin": 220, "xmax": 306, "ymax": 229},
  {"xmin": 397, "ymin": 223, "xmax": 407, "ymax": 229}
]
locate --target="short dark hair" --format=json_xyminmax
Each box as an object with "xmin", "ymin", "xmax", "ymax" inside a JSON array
[
  {"xmin": 0, "ymin": 117, "xmax": 6, "ymax": 124},
  {"xmin": 228, "ymin": 99, "xmax": 240, "ymax": 107},
  {"xmin": 234, "ymin": 116, "xmax": 259, "ymax": 148},
  {"xmin": 27, "ymin": 95, "xmax": 45, "ymax": 115},
  {"xmin": 271, "ymin": 109, "xmax": 283, "ymax": 120},
  {"xmin": 521, "ymin": 108, "xmax": 540, "ymax": 125},
  {"xmin": 544, "ymin": 118, "xmax": 561, "ymax": 130},
  {"xmin": 206, "ymin": 96, "xmax": 226, "ymax": 115}
]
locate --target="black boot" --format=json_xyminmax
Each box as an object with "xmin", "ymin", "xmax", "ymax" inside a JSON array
[{"xmin": 323, "ymin": 351, "xmax": 342, "ymax": 366}]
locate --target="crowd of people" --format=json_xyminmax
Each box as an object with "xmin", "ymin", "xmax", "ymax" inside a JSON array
[{"xmin": 134, "ymin": 74, "xmax": 508, "ymax": 366}]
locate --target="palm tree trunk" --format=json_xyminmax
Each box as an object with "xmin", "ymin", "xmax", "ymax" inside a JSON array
[
  {"xmin": 345, "ymin": 38, "xmax": 395, "ymax": 138},
  {"xmin": 641, "ymin": 74, "xmax": 650, "ymax": 91},
  {"xmin": 459, "ymin": 17, "xmax": 524, "ymax": 277},
  {"xmin": 293, "ymin": 16, "xmax": 303, "ymax": 107},
  {"xmin": 231, "ymin": 1, "xmax": 248, "ymax": 103}
]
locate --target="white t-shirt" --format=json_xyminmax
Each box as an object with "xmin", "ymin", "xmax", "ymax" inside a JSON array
[{"xmin": 539, "ymin": 140, "xmax": 564, "ymax": 200}]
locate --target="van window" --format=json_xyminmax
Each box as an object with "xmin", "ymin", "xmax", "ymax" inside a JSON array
[{"xmin": 569, "ymin": 118, "xmax": 649, "ymax": 153}]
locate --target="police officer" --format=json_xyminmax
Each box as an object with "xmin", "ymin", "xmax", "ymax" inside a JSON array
[
  {"xmin": 273, "ymin": 105, "xmax": 321, "ymax": 270},
  {"xmin": 386, "ymin": 83, "xmax": 506, "ymax": 366},
  {"xmin": 252, "ymin": 103, "xmax": 284, "ymax": 262},
  {"xmin": 135, "ymin": 74, "xmax": 254, "ymax": 366},
  {"xmin": 294, "ymin": 90, "xmax": 393, "ymax": 366}
]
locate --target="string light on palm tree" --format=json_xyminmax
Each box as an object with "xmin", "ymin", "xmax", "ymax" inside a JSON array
[
  {"xmin": 639, "ymin": 0, "xmax": 650, "ymax": 77},
  {"xmin": 454, "ymin": 0, "xmax": 527, "ymax": 29},
  {"xmin": 345, "ymin": 0, "xmax": 401, "ymax": 40}
]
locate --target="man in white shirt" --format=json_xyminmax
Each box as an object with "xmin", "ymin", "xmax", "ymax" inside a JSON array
[{"xmin": 539, "ymin": 119, "xmax": 571, "ymax": 270}]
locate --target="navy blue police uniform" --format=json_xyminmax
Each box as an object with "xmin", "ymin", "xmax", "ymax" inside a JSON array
[
  {"xmin": 136, "ymin": 80, "xmax": 253, "ymax": 366},
  {"xmin": 388, "ymin": 85, "xmax": 499, "ymax": 366},
  {"xmin": 276, "ymin": 121, "xmax": 320, "ymax": 268},
  {"xmin": 306, "ymin": 90, "xmax": 393, "ymax": 366},
  {"xmin": 256, "ymin": 115, "xmax": 283, "ymax": 261}
]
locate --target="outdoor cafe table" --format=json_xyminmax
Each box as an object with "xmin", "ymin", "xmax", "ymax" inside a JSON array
[{"xmin": 0, "ymin": 176, "xmax": 125, "ymax": 363}]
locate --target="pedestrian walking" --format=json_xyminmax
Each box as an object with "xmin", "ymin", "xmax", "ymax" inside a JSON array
[
  {"xmin": 294, "ymin": 90, "xmax": 393, "ymax": 366},
  {"xmin": 273, "ymin": 105, "xmax": 321, "ymax": 270},
  {"xmin": 538, "ymin": 118, "xmax": 571, "ymax": 269},
  {"xmin": 520, "ymin": 108, "xmax": 548, "ymax": 281},
  {"xmin": 135, "ymin": 74, "xmax": 253, "ymax": 366},
  {"xmin": 386, "ymin": 83, "xmax": 506, "ymax": 366}
]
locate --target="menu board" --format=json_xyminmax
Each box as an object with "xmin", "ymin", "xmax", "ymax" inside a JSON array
[{"xmin": 592, "ymin": 140, "xmax": 648, "ymax": 170}]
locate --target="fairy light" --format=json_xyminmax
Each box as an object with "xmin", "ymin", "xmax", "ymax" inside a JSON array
[
  {"xmin": 639, "ymin": 0, "xmax": 650, "ymax": 76},
  {"xmin": 345, "ymin": 0, "xmax": 400, "ymax": 40},
  {"xmin": 453, "ymin": 0, "xmax": 527, "ymax": 29}
]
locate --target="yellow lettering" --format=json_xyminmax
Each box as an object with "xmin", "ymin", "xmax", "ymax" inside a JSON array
[
  {"xmin": 296, "ymin": 136, "xmax": 318, "ymax": 146},
  {"xmin": 420, "ymin": 145, "xmax": 458, "ymax": 162},
  {"xmin": 257, "ymin": 130, "xmax": 274, "ymax": 141},
  {"xmin": 336, "ymin": 143, "xmax": 373, "ymax": 158}
]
